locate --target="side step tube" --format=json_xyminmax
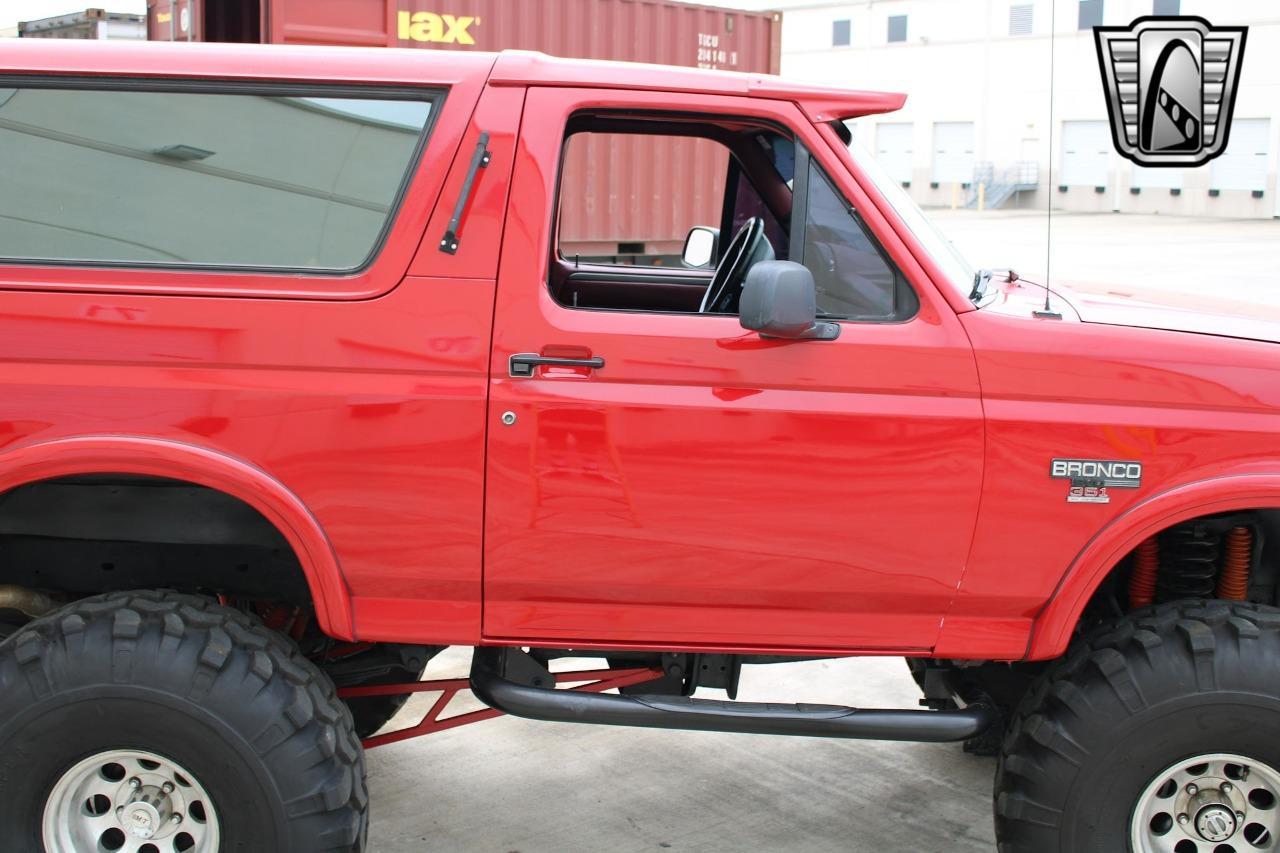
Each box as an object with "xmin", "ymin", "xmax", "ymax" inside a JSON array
[{"xmin": 470, "ymin": 648, "xmax": 995, "ymax": 743}]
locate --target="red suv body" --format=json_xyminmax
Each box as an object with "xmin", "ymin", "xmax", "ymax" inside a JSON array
[
  {"xmin": 2, "ymin": 40, "xmax": 1279, "ymax": 853},
  {"xmin": 3, "ymin": 40, "xmax": 1275, "ymax": 662}
]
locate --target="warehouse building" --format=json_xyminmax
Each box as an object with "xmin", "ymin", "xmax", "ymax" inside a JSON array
[
  {"xmin": 763, "ymin": 0, "xmax": 1279, "ymax": 217},
  {"xmin": 15, "ymin": 8, "xmax": 146, "ymax": 40}
]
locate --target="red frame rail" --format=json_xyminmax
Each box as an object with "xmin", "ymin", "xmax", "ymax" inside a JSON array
[{"xmin": 338, "ymin": 666, "xmax": 661, "ymax": 749}]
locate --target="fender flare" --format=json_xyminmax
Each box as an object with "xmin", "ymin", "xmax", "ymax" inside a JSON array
[
  {"xmin": 0, "ymin": 435, "xmax": 355, "ymax": 640},
  {"xmin": 1027, "ymin": 472, "xmax": 1280, "ymax": 660}
]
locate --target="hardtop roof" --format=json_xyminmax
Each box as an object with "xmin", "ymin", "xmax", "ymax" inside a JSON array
[{"xmin": 0, "ymin": 40, "xmax": 905, "ymax": 121}]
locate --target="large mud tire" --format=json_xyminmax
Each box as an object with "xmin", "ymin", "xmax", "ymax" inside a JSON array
[
  {"xmin": 0, "ymin": 591, "xmax": 368, "ymax": 852},
  {"xmin": 995, "ymin": 600, "xmax": 1280, "ymax": 852}
]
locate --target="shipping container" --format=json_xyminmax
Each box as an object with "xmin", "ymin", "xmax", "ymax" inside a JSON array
[{"xmin": 147, "ymin": 0, "xmax": 781, "ymax": 261}]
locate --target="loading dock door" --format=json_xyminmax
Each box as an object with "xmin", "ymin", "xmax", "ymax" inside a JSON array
[
  {"xmin": 876, "ymin": 122, "xmax": 914, "ymax": 184},
  {"xmin": 932, "ymin": 122, "xmax": 975, "ymax": 184},
  {"xmin": 1060, "ymin": 120, "xmax": 1111, "ymax": 187},
  {"xmin": 1211, "ymin": 118, "xmax": 1270, "ymax": 191}
]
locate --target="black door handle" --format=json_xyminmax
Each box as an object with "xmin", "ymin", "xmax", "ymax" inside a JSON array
[{"xmin": 509, "ymin": 352, "xmax": 605, "ymax": 378}]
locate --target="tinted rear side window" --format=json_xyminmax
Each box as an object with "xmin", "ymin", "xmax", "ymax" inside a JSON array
[{"xmin": 0, "ymin": 84, "xmax": 436, "ymax": 271}]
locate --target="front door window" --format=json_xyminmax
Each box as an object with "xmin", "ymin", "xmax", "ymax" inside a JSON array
[
  {"xmin": 796, "ymin": 157, "xmax": 915, "ymax": 320},
  {"xmin": 548, "ymin": 112, "xmax": 915, "ymax": 322}
]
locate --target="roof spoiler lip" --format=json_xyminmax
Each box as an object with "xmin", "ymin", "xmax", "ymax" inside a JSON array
[
  {"xmin": 489, "ymin": 51, "xmax": 908, "ymax": 122},
  {"xmin": 785, "ymin": 90, "xmax": 909, "ymax": 123}
]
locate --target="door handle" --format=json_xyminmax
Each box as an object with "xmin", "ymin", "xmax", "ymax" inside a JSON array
[{"xmin": 509, "ymin": 352, "xmax": 605, "ymax": 378}]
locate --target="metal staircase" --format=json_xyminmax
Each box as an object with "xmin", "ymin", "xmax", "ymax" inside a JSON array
[{"xmin": 965, "ymin": 161, "xmax": 1039, "ymax": 209}]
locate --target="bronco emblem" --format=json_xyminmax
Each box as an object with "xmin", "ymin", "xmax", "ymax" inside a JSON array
[
  {"xmin": 1094, "ymin": 16, "xmax": 1247, "ymax": 168},
  {"xmin": 1051, "ymin": 458, "xmax": 1143, "ymax": 504}
]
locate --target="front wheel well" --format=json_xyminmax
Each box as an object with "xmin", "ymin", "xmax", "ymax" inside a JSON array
[{"xmin": 1074, "ymin": 507, "xmax": 1280, "ymax": 635}]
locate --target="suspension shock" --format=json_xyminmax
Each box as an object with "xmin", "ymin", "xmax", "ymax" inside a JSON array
[
  {"xmin": 1128, "ymin": 536, "xmax": 1159, "ymax": 609},
  {"xmin": 1126, "ymin": 520, "xmax": 1258, "ymax": 612},
  {"xmin": 1216, "ymin": 525, "xmax": 1253, "ymax": 600}
]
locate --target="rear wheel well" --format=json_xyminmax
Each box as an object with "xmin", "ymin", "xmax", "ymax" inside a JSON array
[
  {"xmin": 0, "ymin": 474, "xmax": 312, "ymax": 610},
  {"xmin": 0, "ymin": 475, "xmax": 448, "ymax": 739}
]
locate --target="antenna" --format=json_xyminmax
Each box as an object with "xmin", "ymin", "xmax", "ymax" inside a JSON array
[{"xmin": 1034, "ymin": 0, "xmax": 1063, "ymax": 320}]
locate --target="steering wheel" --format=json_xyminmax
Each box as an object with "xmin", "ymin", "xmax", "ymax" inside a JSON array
[{"xmin": 698, "ymin": 217, "xmax": 770, "ymax": 314}]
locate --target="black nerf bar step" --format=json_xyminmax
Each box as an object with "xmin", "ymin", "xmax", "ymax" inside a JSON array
[{"xmin": 469, "ymin": 648, "xmax": 995, "ymax": 743}]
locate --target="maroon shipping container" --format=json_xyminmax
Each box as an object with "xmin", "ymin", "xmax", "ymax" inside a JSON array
[{"xmin": 147, "ymin": 0, "xmax": 781, "ymax": 260}]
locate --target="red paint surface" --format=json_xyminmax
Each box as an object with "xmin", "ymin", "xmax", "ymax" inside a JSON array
[
  {"xmin": 484, "ymin": 86, "xmax": 982, "ymax": 651},
  {"xmin": 4, "ymin": 41, "xmax": 1279, "ymax": 662}
]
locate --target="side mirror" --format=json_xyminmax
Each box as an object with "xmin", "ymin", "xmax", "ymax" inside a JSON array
[
  {"xmin": 681, "ymin": 226, "xmax": 719, "ymax": 269},
  {"xmin": 739, "ymin": 261, "xmax": 840, "ymax": 341}
]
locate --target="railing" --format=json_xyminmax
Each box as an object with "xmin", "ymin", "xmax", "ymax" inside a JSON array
[{"xmin": 964, "ymin": 161, "xmax": 1040, "ymax": 209}]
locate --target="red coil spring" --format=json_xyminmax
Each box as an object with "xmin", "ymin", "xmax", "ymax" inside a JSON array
[
  {"xmin": 1129, "ymin": 536, "xmax": 1159, "ymax": 609},
  {"xmin": 1216, "ymin": 526, "xmax": 1253, "ymax": 601}
]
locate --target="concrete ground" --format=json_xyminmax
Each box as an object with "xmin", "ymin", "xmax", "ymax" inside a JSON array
[
  {"xmin": 930, "ymin": 208, "xmax": 1280, "ymax": 309},
  {"xmin": 367, "ymin": 649, "xmax": 996, "ymax": 853},
  {"xmin": 366, "ymin": 211, "xmax": 1277, "ymax": 853}
]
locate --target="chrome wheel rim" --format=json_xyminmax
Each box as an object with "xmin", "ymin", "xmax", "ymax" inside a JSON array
[
  {"xmin": 42, "ymin": 748, "xmax": 220, "ymax": 853},
  {"xmin": 1131, "ymin": 752, "xmax": 1279, "ymax": 852}
]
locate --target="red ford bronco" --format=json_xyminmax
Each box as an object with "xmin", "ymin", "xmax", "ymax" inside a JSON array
[{"xmin": 1, "ymin": 39, "xmax": 1278, "ymax": 853}]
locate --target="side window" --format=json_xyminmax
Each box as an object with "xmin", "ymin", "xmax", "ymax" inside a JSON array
[
  {"xmin": 557, "ymin": 132, "xmax": 727, "ymax": 265},
  {"xmin": 549, "ymin": 117, "xmax": 795, "ymax": 316},
  {"xmin": 0, "ymin": 84, "xmax": 436, "ymax": 271},
  {"xmin": 797, "ymin": 157, "xmax": 917, "ymax": 321}
]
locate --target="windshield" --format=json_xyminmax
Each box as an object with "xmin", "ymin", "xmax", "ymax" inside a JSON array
[{"xmin": 842, "ymin": 129, "xmax": 976, "ymax": 299}]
